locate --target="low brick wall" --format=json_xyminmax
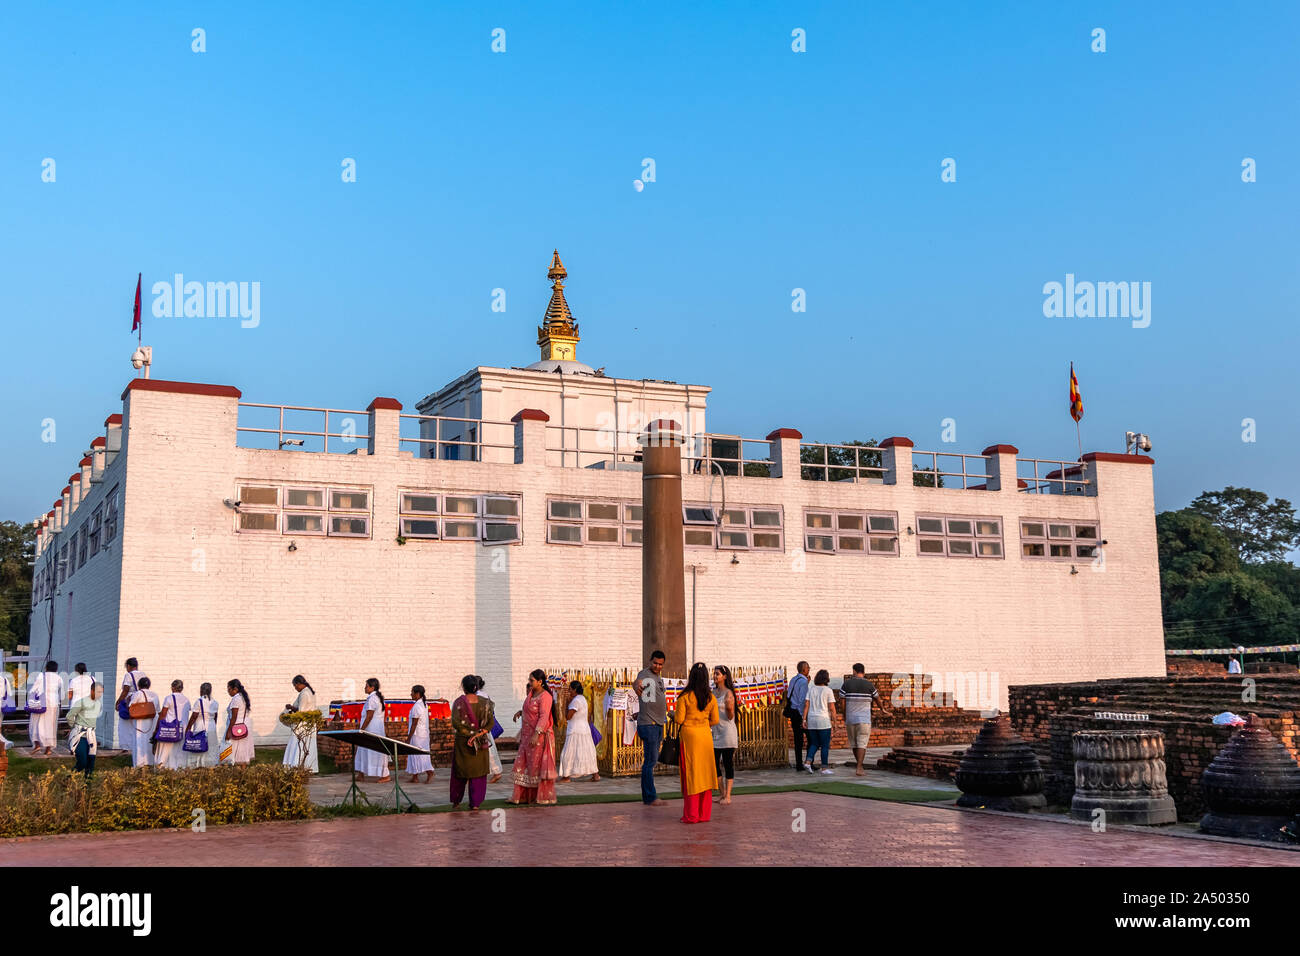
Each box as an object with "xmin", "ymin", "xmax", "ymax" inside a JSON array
[
  {"xmin": 875, "ymin": 747, "xmax": 964, "ymax": 782},
  {"xmin": 1010, "ymin": 675, "xmax": 1300, "ymax": 821},
  {"xmin": 318, "ymin": 718, "xmax": 455, "ymax": 772}
]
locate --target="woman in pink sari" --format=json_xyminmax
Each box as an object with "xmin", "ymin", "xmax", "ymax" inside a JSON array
[{"xmin": 509, "ymin": 669, "xmax": 559, "ymax": 806}]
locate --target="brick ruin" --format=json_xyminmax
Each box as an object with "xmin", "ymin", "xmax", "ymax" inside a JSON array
[{"xmin": 1009, "ymin": 675, "xmax": 1300, "ymax": 821}]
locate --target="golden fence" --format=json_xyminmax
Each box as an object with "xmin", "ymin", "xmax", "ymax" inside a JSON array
[{"xmin": 547, "ymin": 665, "xmax": 789, "ymax": 777}]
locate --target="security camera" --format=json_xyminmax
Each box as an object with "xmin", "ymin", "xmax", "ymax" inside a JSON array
[{"xmin": 223, "ymin": 498, "xmax": 242, "ymax": 512}]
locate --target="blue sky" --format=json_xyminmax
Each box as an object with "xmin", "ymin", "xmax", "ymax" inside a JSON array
[{"xmin": 3, "ymin": 1, "xmax": 1297, "ymax": 529}]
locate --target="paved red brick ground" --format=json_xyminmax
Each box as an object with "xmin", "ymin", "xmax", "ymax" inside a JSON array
[{"xmin": 2, "ymin": 794, "xmax": 1295, "ymax": 867}]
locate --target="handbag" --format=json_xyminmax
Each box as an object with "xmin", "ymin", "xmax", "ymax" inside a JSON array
[
  {"xmin": 183, "ymin": 699, "xmax": 210, "ymax": 753},
  {"xmin": 491, "ymin": 716, "xmax": 504, "ymax": 739},
  {"xmin": 658, "ymin": 725, "xmax": 680, "ymax": 766},
  {"xmin": 128, "ymin": 694, "xmax": 156, "ymax": 719},
  {"xmin": 229, "ymin": 700, "xmax": 249, "ymax": 740},
  {"xmin": 117, "ymin": 671, "xmax": 138, "ymax": 720},
  {"xmin": 590, "ymin": 722, "xmax": 602, "ymax": 746},
  {"xmin": 27, "ymin": 675, "xmax": 47, "ymax": 715},
  {"xmin": 154, "ymin": 695, "xmax": 183, "ymax": 743}
]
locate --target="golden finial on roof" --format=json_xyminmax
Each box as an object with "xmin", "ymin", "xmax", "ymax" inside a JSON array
[{"xmin": 537, "ymin": 249, "xmax": 580, "ymax": 361}]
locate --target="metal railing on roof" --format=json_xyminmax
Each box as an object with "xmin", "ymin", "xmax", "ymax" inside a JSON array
[
  {"xmin": 910, "ymin": 450, "xmax": 991, "ymax": 490},
  {"xmin": 544, "ymin": 425, "xmax": 646, "ymax": 470},
  {"xmin": 398, "ymin": 414, "xmax": 515, "ymax": 462},
  {"xmin": 685, "ymin": 436, "xmax": 774, "ymax": 478},
  {"xmin": 1017, "ymin": 458, "xmax": 1091, "ymax": 495},
  {"xmin": 798, "ymin": 443, "xmax": 885, "ymax": 483},
  {"xmin": 237, "ymin": 403, "xmax": 371, "ymax": 454}
]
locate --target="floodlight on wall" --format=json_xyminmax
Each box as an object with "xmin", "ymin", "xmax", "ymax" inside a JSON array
[
  {"xmin": 730, "ymin": 554, "xmax": 740, "ymax": 565},
  {"xmin": 1125, "ymin": 431, "xmax": 1152, "ymax": 454},
  {"xmin": 222, "ymin": 498, "xmax": 242, "ymax": 513},
  {"xmin": 288, "ymin": 541, "xmax": 298, "ymax": 552},
  {"xmin": 1070, "ymin": 565, "xmax": 1079, "ymax": 575},
  {"xmin": 279, "ymin": 439, "xmax": 305, "ymax": 449},
  {"xmin": 906, "ymin": 526, "xmax": 915, "ymax": 536}
]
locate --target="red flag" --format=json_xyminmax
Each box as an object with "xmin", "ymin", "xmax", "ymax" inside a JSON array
[
  {"xmin": 131, "ymin": 273, "xmax": 142, "ymax": 333},
  {"xmin": 1069, "ymin": 362, "xmax": 1083, "ymax": 423}
]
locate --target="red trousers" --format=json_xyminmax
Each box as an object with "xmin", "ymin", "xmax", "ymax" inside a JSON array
[{"xmin": 680, "ymin": 790, "xmax": 713, "ymax": 824}]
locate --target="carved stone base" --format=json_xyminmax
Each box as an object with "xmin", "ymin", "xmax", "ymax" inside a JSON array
[
  {"xmin": 1200, "ymin": 811, "xmax": 1294, "ymax": 842},
  {"xmin": 957, "ymin": 791, "xmax": 1047, "ymax": 811},
  {"xmin": 1072, "ymin": 793, "xmax": 1177, "ymax": 825}
]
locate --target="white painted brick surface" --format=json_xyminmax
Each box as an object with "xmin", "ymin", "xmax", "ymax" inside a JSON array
[{"xmin": 31, "ymin": 383, "xmax": 1166, "ymax": 747}]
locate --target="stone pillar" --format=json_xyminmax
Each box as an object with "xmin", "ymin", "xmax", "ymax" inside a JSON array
[
  {"xmin": 765, "ymin": 427, "xmax": 802, "ymax": 479},
  {"xmin": 366, "ymin": 397, "xmax": 403, "ymax": 458},
  {"xmin": 980, "ymin": 444, "xmax": 1019, "ymax": 492},
  {"xmin": 511, "ymin": 408, "xmax": 550, "ymax": 464},
  {"xmin": 90, "ymin": 437, "xmax": 107, "ymax": 482},
  {"xmin": 640, "ymin": 419, "xmax": 687, "ymax": 674},
  {"xmin": 105, "ymin": 414, "xmax": 123, "ymax": 467},
  {"xmin": 69, "ymin": 474, "xmax": 83, "ymax": 512},
  {"xmin": 1070, "ymin": 729, "xmax": 1177, "ymax": 825},
  {"xmin": 880, "ymin": 436, "xmax": 913, "ymax": 486}
]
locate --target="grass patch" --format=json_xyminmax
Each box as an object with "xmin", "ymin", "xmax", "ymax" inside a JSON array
[{"xmin": 3, "ymin": 752, "xmax": 133, "ymax": 782}]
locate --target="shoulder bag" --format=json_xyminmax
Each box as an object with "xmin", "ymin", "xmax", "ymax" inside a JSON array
[
  {"xmin": 229, "ymin": 699, "xmax": 249, "ymax": 739},
  {"xmin": 155, "ymin": 694, "xmax": 183, "ymax": 743},
  {"xmin": 183, "ymin": 698, "xmax": 210, "ymax": 753},
  {"xmin": 128, "ymin": 692, "xmax": 156, "ymax": 720},
  {"xmin": 27, "ymin": 673, "xmax": 47, "ymax": 715},
  {"xmin": 117, "ymin": 671, "xmax": 138, "ymax": 720}
]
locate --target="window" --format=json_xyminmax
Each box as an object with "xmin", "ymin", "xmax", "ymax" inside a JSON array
[
  {"xmin": 916, "ymin": 514, "xmax": 1003, "ymax": 558},
  {"xmin": 285, "ymin": 488, "xmax": 325, "ymax": 509},
  {"xmin": 58, "ymin": 545, "xmax": 68, "ymax": 585},
  {"xmin": 546, "ymin": 498, "xmax": 626, "ymax": 546},
  {"xmin": 103, "ymin": 487, "xmax": 119, "ymax": 543},
  {"xmin": 239, "ymin": 485, "xmax": 278, "ymax": 507},
  {"xmin": 398, "ymin": 491, "xmax": 522, "ymax": 544},
  {"xmin": 238, "ymin": 512, "xmax": 278, "ymax": 532},
  {"xmin": 77, "ymin": 527, "xmax": 89, "ymax": 567},
  {"xmin": 88, "ymin": 507, "xmax": 102, "ymax": 557},
  {"xmin": 683, "ymin": 506, "xmax": 717, "ymax": 525},
  {"xmin": 718, "ymin": 506, "xmax": 785, "ymax": 551},
  {"xmin": 68, "ymin": 531, "xmax": 78, "ymax": 578},
  {"xmin": 284, "ymin": 513, "xmax": 325, "ymax": 534},
  {"xmin": 1021, "ymin": 520, "xmax": 1100, "ymax": 559},
  {"xmin": 329, "ymin": 515, "xmax": 369, "ymax": 537},
  {"xmin": 235, "ymin": 483, "xmax": 373, "ymax": 538},
  {"xmin": 331, "ymin": 490, "xmax": 369, "ymax": 511},
  {"xmin": 803, "ymin": 510, "xmax": 898, "ymax": 555}
]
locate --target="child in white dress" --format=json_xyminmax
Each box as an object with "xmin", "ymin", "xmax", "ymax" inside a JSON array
[{"xmin": 557, "ymin": 680, "xmax": 600, "ymax": 782}]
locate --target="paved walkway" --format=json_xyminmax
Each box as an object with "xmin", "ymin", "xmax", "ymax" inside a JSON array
[
  {"xmin": 4, "ymin": 792, "xmax": 1295, "ymax": 867},
  {"xmin": 308, "ymin": 746, "xmax": 957, "ymax": 808}
]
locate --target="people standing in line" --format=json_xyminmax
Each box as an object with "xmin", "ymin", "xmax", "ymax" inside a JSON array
[
  {"xmin": 450, "ymin": 675, "xmax": 494, "ymax": 810},
  {"xmin": 634, "ymin": 650, "xmax": 668, "ymax": 806},
  {"xmin": 128, "ymin": 676, "xmax": 159, "ymax": 768},
  {"xmin": 186, "ymin": 683, "xmax": 220, "ymax": 768},
  {"xmin": 802, "ymin": 669, "xmax": 835, "ymax": 774},
  {"xmin": 67, "ymin": 680, "xmax": 102, "ymax": 778},
  {"xmin": 154, "ymin": 680, "xmax": 191, "ymax": 770},
  {"xmin": 711, "ymin": 665, "xmax": 739, "ymax": 805},
  {"xmin": 354, "ymin": 678, "xmax": 390, "ymax": 781},
  {"xmin": 674, "ymin": 662, "xmax": 720, "ymax": 824},
  {"xmin": 28, "ymin": 660, "xmax": 63, "ymax": 756},
  {"xmin": 557, "ymin": 680, "xmax": 599, "ymax": 783},
  {"xmin": 67, "ymin": 662, "xmax": 93, "ymax": 707},
  {"xmin": 474, "ymin": 676, "xmax": 503, "ymax": 783},
  {"xmin": 509, "ymin": 669, "xmax": 558, "ymax": 806},
  {"xmin": 0, "ymin": 669, "xmax": 13, "ymax": 750},
  {"xmin": 223, "ymin": 679, "xmax": 254, "ymax": 766},
  {"xmin": 404, "ymin": 684, "xmax": 435, "ymax": 784},
  {"xmin": 282, "ymin": 675, "xmax": 319, "ymax": 773},
  {"xmin": 838, "ymin": 663, "xmax": 888, "ymax": 777},
  {"xmin": 116, "ymin": 658, "xmax": 147, "ymax": 753},
  {"xmin": 785, "ymin": 661, "xmax": 811, "ymax": 772}
]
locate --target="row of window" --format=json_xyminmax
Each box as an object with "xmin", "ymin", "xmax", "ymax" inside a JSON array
[
  {"xmin": 801, "ymin": 512, "xmax": 1099, "ymax": 561},
  {"xmin": 33, "ymin": 486, "xmax": 120, "ymax": 604},
  {"xmin": 544, "ymin": 500, "xmax": 786, "ymax": 551}
]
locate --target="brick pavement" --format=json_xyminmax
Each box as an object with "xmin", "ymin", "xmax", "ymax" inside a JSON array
[{"xmin": 3, "ymin": 792, "xmax": 1295, "ymax": 867}]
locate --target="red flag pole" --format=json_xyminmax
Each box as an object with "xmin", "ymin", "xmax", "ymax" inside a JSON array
[{"xmin": 134, "ymin": 273, "xmax": 143, "ymax": 346}]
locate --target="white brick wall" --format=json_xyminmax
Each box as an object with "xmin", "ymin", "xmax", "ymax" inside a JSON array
[{"xmin": 31, "ymin": 381, "xmax": 1166, "ymax": 747}]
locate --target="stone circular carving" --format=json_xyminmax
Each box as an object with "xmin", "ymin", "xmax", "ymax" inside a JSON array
[
  {"xmin": 955, "ymin": 715, "xmax": 1046, "ymax": 811},
  {"xmin": 1200, "ymin": 714, "xmax": 1300, "ymax": 842},
  {"xmin": 1070, "ymin": 729, "xmax": 1176, "ymax": 825}
]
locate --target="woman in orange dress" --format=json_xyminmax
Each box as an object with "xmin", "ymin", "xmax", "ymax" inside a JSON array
[
  {"xmin": 673, "ymin": 662, "xmax": 720, "ymax": 824},
  {"xmin": 509, "ymin": 669, "xmax": 559, "ymax": 806}
]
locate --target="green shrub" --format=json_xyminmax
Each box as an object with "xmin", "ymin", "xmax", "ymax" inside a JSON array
[{"xmin": 0, "ymin": 764, "xmax": 312, "ymax": 837}]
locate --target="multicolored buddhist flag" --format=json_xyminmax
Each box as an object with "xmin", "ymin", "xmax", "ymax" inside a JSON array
[{"xmin": 1069, "ymin": 362, "xmax": 1083, "ymax": 423}]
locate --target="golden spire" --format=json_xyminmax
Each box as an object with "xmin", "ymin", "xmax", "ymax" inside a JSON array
[{"xmin": 537, "ymin": 249, "xmax": 580, "ymax": 361}]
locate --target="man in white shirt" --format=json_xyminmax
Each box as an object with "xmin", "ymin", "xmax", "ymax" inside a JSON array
[{"xmin": 1227, "ymin": 656, "xmax": 1242, "ymax": 674}]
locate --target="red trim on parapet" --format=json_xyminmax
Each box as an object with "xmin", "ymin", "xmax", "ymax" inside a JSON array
[
  {"xmin": 120, "ymin": 379, "xmax": 242, "ymax": 401},
  {"xmin": 880, "ymin": 437, "xmax": 914, "ymax": 448},
  {"xmin": 62, "ymin": 487, "xmax": 71, "ymax": 496},
  {"xmin": 765, "ymin": 428, "xmax": 803, "ymax": 441},
  {"xmin": 90, "ymin": 437, "xmax": 106, "ymax": 448},
  {"xmin": 981, "ymin": 444, "xmax": 1020, "ymax": 456},
  {"xmin": 69, "ymin": 475, "xmax": 80, "ymax": 483},
  {"xmin": 510, "ymin": 408, "xmax": 550, "ymax": 423},
  {"xmin": 105, "ymin": 414, "xmax": 123, "ymax": 426},
  {"xmin": 79, "ymin": 456, "xmax": 93, "ymax": 466},
  {"xmin": 1082, "ymin": 452, "xmax": 1155, "ymax": 465},
  {"xmin": 53, "ymin": 501, "xmax": 63, "ymax": 509},
  {"xmin": 367, "ymin": 397, "xmax": 403, "ymax": 412}
]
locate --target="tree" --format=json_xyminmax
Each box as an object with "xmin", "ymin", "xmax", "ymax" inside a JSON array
[
  {"xmin": 1156, "ymin": 509, "xmax": 1239, "ymax": 616},
  {"xmin": 0, "ymin": 521, "xmax": 35, "ymax": 653},
  {"xmin": 1188, "ymin": 487, "xmax": 1300, "ymax": 563},
  {"xmin": 799, "ymin": 439, "xmax": 943, "ymax": 486},
  {"xmin": 1163, "ymin": 571, "xmax": 1297, "ymax": 649}
]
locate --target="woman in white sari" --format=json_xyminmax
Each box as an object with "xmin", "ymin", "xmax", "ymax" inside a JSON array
[
  {"xmin": 28, "ymin": 662, "xmax": 63, "ymax": 756},
  {"xmin": 153, "ymin": 680, "xmax": 191, "ymax": 770},
  {"xmin": 354, "ymin": 677, "xmax": 390, "ymax": 782},
  {"xmin": 128, "ymin": 676, "xmax": 159, "ymax": 767},
  {"xmin": 222, "ymin": 680, "xmax": 254, "ymax": 765},
  {"xmin": 281, "ymin": 675, "xmax": 319, "ymax": 773},
  {"xmin": 404, "ymin": 685, "xmax": 434, "ymax": 784},
  {"xmin": 185, "ymin": 683, "xmax": 220, "ymax": 768}
]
